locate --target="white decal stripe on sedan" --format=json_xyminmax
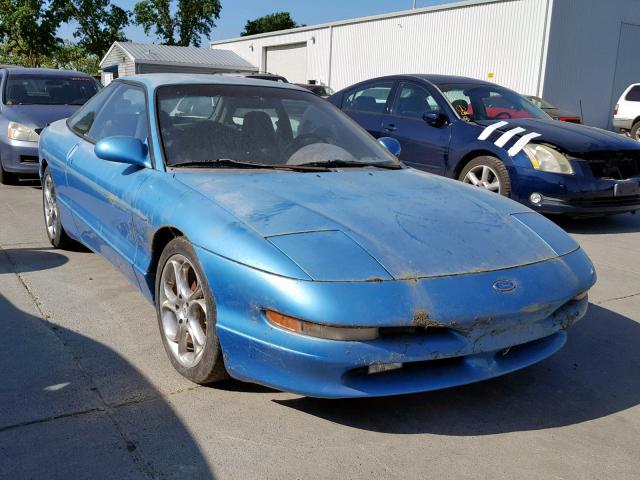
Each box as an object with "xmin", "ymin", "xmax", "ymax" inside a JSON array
[
  {"xmin": 508, "ymin": 132, "xmax": 542, "ymax": 156},
  {"xmin": 494, "ymin": 127, "xmax": 526, "ymax": 148},
  {"xmin": 477, "ymin": 121, "xmax": 509, "ymax": 140}
]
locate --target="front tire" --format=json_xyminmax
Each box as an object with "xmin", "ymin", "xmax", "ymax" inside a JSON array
[
  {"xmin": 155, "ymin": 237, "xmax": 228, "ymax": 384},
  {"xmin": 42, "ymin": 167, "xmax": 73, "ymax": 248},
  {"xmin": 459, "ymin": 156, "xmax": 511, "ymax": 197}
]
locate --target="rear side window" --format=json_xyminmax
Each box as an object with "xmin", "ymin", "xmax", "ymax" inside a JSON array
[
  {"xmin": 343, "ymin": 82, "xmax": 394, "ymax": 114},
  {"xmin": 625, "ymin": 86, "xmax": 640, "ymax": 102}
]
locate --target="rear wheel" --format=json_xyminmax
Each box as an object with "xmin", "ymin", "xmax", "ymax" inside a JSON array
[
  {"xmin": 42, "ymin": 167, "xmax": 73, "ymax": 248},
  {"xmin": 631, "ymin": 121, "xmax": 640, "ymax": 141},
  {"xmin": 155, "ymin": 237, "xmax": 228, "ymax": 384},
  {"xmin": 459, "ymin": 156, "xmax": 511, "ymax": 197}
]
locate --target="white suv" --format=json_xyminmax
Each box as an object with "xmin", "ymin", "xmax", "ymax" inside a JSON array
[{"xmin": 613, "ymin": 84, "xmax": 640, "ymax": 140}]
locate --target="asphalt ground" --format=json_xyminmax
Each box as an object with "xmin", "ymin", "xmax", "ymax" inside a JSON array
[{"xmin": 1, "ymin": 180, "xmax": 639, "ymax": 479}]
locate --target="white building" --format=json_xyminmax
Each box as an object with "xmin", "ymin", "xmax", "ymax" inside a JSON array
[{"xmin": 210, "ymin": 0, "xmax": 640, "ymax": 129}]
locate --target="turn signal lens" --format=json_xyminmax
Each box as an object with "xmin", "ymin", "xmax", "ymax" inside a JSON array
[{"xmin": 265, "ymin": 310, "xmax": 379, "ymax": 341}]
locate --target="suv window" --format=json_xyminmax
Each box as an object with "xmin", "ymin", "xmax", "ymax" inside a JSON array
[
  {"xmin": 343, "ymin": 82, "xmax": 394, "ymax": 114},
  {"xmin": 88, "ymin": 84, "xmax": 148, "ymax": 142},
  {"xmin": 392, "ymin": 82, "xmax": 442, "ymax": 119},
  {"xmin": 625, "ymin": 86, "xmax": 640, "ymax": 102},
  {"xmin": 68, "ymin": 84, "xmax": 117, "ymax": 136}
]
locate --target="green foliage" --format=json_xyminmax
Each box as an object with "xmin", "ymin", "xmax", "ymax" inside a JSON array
[
  {"xmin": 133, "ymin": 0, "xmax": 222, "ymax": 47},
  {"xmin": 0, "ymin": 0, "xmax": 127, "ymax": 72},
  {"xmin": 241, "ymin": 12, "xmax": 300, "ymax": 37},
  {"xmin": 0, "ymin": 0, "xmax": 70, "ymax": 67},
  {"xmin": 71, "ymin": 0, "xmax": 130, "ymax": 57}
]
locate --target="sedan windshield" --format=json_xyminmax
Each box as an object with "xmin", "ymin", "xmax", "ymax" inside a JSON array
[
  {"xmin": 157, "ymin": 84, "xmax": 398, "ymax": 168},
  {"xmin": 439, "ymin": 83, "xmax": 549, "ymax": 122},
  {"xmin": 5, "ymin": 75, "xmax": 99, "ymax": 106}
]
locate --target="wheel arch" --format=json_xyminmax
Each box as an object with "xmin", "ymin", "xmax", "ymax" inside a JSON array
[
  {"xmin": 453, "ymin": 149, "xmax": 504, "ymax": 179},
  {"xmin": 148, "ymin": 226, "xmax": 186, "ymax": 298}
]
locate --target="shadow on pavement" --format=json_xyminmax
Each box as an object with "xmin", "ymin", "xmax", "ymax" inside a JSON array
[
  {"xmin": 0, "ymin": 294, "xmax": 216, "ymax": 479},
  {"xmin": 275, "ymin": 304, "xmax": 640, "ymax": 436},
  {"xmin": 0, "ymin": 248, "xmax": 69, "ymax": 274},
  {"xmin": 552, "ymin": 212, "xmax": 640, "ymax": 234}
]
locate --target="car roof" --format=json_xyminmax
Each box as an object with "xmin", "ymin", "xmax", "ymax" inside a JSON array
[
  {"xmin": 2, "ymin": 67, "xmax": 92, "ymax": 77},
  {"xmin": 119, "ymin": 73, "xmax": 306, "ymax": 92},
  {"xmin": 344, "ymin": 74, "xmax": 493, "ymax": 90}
]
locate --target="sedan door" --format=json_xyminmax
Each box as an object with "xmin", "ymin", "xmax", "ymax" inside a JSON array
[
  {"xmin": 340, "ymin": 80, "xmax": 396, "ymax": 139},
  {"xmin": 382, "ymin": 81, "xmax": 451, "ymax": 175},
  {"xmin": 65, "ymin": 83, "xmax": 152, "ymax": 285}
]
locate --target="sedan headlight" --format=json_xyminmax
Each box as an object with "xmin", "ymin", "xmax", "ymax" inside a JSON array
[
  {"xmin": 523, "ymin": 144, "xmax": 574, "ymax": 174},
  {"xmin": 7, "ymin": 121, "xmax": 39, "ymax": 142}
]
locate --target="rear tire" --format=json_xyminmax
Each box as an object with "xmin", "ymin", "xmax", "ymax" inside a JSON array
[
  {"xmin": 458, "ymin": 156, "xmax": 511, "ymax": 197},
  {"xmin": 631, "ymin": 121, "xmax": 640, "ymax": 141},
  {"xmin": 155, "ymin": 237, "xmax": 228, "ymax": 385},
  {"xmin": 42, "ymin": 167, "xmax": 73, "ymax": 248}
]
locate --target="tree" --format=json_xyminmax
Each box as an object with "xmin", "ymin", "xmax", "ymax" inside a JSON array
[
  {"xmin": 241, "ymin": 12, "xmax": 300, "ymax": 37},
  {"xmin": 46, "ymin": 41, "xmax": 100, "ymax": 74},
  {"xmin": 71, "ymin": 0, "xmax": 129, "ymax": 57},
  {"xmin": 0, "ymin": 0, "xmax": 70, "ymax": 67},
  {"xmin": 133, "ymin": 0, "xmax": 221, "ymax": 47}
]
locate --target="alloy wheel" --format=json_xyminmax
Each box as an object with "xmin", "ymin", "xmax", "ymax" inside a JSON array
[
  {"xmin": 43, "ymin": 174, "xmax": 58, "ymax": 239},
  {"xmin": 463, "ymin": 164, "xmax": 502, "ymax": 193},
  {"xmin": 159, "ymin": 254, "xmax": 209, "ymax": 368}
]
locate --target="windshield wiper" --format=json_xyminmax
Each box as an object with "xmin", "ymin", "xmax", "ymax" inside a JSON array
[
  {"xmin": 171, "ymin": 158, "xmax": 330, "ymax": 172},
  {"xmin": 297, "ymin": 160, "xmax": 402, "ymax": 170}
]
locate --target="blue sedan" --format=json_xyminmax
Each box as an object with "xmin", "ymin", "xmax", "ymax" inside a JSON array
[
  {"xmin": 39, "ymin": 74, "xmax": 595, "ymax": 398},
  {"xmin": 329, "ymin": 75, "xmax": 640, "ymax": 216}
]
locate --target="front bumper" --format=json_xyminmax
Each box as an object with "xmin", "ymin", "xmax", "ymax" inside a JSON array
[
  {"xmin": 510, "ymin": 162, "xmax": 640, "ymax": 215},
  {"xmin": 0, "ymin": 137, "xmax": 40, "ymax": 174},
  {"xmin": 195, "ymin": 245, "xmax": 595, "ymax": 398}
]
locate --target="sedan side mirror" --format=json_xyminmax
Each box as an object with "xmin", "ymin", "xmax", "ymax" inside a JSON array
[
  {"xmin": 423, "ymin": 112, "xmax": 448, "ymax": 128},
  {"xmin": 378, "ymin": 137, "xmax": 402, "ymax": 157},
  {"xmin": 95, "ymin": 136, "xmax": 151, "ymax": 168}
]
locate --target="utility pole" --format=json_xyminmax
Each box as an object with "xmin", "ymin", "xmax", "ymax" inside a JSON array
[{"xmin": 413, "ymin": 0, "xmax": 417, "ymax": 7}]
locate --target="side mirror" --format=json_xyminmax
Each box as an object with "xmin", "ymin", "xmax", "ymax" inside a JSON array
[
  {"xmin": 378, "ymin": 137, "xmax": 402, "ymax": 157},
  {"xmin": 94, "ymin": 136, "xmax": 150, "ymax": 168},
  {"xmin": 423, "ymin": 112, "xmax": 448, "ymax": 128}
]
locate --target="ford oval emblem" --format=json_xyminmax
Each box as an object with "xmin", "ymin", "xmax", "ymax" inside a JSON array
[{"xmin": 493, "ymin": 280, "xmax": 516, "ymax": 293}]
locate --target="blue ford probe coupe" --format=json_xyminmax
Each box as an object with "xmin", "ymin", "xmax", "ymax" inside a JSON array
[{"xmin": 39, "ymin": 75, "xmax": 596, "ymax": 398}]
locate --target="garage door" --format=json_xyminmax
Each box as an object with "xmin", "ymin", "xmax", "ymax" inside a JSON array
[{"xmin": 265, "ymin": 43, "xmax": 307, "ymax": 83}]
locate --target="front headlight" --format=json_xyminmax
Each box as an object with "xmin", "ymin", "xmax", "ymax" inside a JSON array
[
  {"xmin": 7, "ymin": 122, "xmax": 39, "ymax": 142},
  {"xmin": 523, "ymin": 144, "xmax": 574, "ymax": 174}
]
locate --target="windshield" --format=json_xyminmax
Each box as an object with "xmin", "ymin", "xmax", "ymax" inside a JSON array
[
  {"xmin": 157, "ymin": 84, "xmax": 398, "ymax": 168},
  {"xmin": 439, "ymin": 83, "xmax": 549, "ymax": 122},
  {"xmin": 5, "ymin": 74, "xmax": 99, "ymax": 106}
]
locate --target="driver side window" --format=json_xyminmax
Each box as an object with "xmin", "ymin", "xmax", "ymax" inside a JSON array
[
  {"xmin": 88, "ymin": 84, "xmax": 148, "ymax": 143},
  {"xmin": 392, "ymin": 82, "xmax": 442, "ymax": 119}
]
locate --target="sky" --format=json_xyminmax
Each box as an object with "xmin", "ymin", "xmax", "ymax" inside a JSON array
[{"xmin": 58, "ymin": 0, "xmax": 452, "ymax": 45}]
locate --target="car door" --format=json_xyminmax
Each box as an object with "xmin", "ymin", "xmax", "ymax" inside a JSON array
[
  {"xmin": 66, "ymin": 82, "xmax": 152, "ymax": 284},
  {"xmin": 382, "ymin": 81, "xmax": 451, "ymax": 175},
  {"xmin": 341, "ymin": 80, "xmax": 396, "ymax": 139}
]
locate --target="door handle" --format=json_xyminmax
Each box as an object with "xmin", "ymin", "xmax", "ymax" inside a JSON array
[
  {"xmin": 66, "ymin": 144, "xmax": 79, "ymax": 165},
  {"xmin": 384, "ymin": 124, "xmax": 397, "ymax": 132}
]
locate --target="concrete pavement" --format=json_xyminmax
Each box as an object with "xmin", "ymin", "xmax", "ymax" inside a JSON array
[{"xmin": 1, "ymin": 181, "xmax": 639, "ymax": 479}]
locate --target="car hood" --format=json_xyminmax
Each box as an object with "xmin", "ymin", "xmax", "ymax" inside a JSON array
[
  {"xmin": 2, "ymin": 104, "xmax": 80, "ymax": 129},
  {"xmin": 477, "ymin": 118, "xmax": 640, "ymax": 154},
  {"xmin": 542, "ymin": 107, "xmax": 580, "ymax": 120},
  {"xmin": 176, "ymin": 168, "xmax": 577, "ymax": 281}
]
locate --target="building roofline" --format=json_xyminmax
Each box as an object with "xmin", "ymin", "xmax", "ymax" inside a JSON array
[
  {"xmin": 210, "ymin": 0, "xmax": 514, "ymax": 45},
  {"xmin": 99, "ymin": 41, "xmax": 135, "ymax": 67}
]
